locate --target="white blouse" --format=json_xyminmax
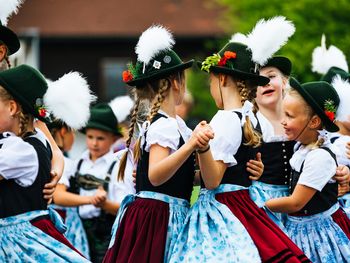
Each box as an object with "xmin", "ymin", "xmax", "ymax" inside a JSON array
[
  {"xmin": 209, "ymin": 110, "xmax": 244, "ymax": 167},
  {"xmin": 290, "ymin": 141, "xmax": 337, "ymax": 191},
  {"xmin": 0, "ymin": 130, "xmax": 50, "ymax": 187},
  {"xmin": 143, "ymin": 111, "xmax": 192, "ymax": 153},
  {"xmin": 256, "ymin": 111, "xmax": 287, "ymax": 143},
  {"xmin": 329, "ymin": 132, "xmax": 350, "ymax": 167}
]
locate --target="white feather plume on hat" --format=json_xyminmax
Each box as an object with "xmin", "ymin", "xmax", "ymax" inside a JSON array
[
  {"xmin": 230, "ymin": 33, "xmax": 248, "ymax": 45},
  {"xmin": 109, "ymin": 95, "xmax": 134, "ymax": 123},
  {"xmin": 44, "ymin": 72, "xmax": 96, "ymax": 129},
  {"xmin": 243, "ymin": 16, "xmax": 295, "ymax": 66},
  {"xmin": 312, "ymin": 35, "xmax": 348, "ymax": 75},
  {"xmin": 0, "ymin": 0, "xmax": 25, "ymax": 25},
  {"xmin": 135, "ymin": 25, "xmax": 175, "ymax": 65},
  {"xmin": 332, "ymin": 75, "xmax": 350, "ymax": 121}
]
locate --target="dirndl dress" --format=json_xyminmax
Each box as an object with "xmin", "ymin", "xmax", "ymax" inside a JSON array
[
  {"xmin": 0, "ymin": 209, "xmax": 90, "ymax": 263},
  {"xmin": 103, "ymin": 191, "xmax": 190, "ymax": 263},
  {"xmin": 285, "ymin": 203, "xmax": 350, "ymax": 263}
]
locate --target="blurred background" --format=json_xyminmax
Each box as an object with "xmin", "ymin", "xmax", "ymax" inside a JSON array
[{"xmin": 8, "ymin": 0, "xmax": 350, "ymax": 156}]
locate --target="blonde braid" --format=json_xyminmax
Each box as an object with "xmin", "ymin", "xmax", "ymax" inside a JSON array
[
  {"xmin": 4, "ymin": 56, "xmax": 11, "ymax": 68},
  {"xmin": 18, "ymin": 111, "xmax": 31, "ymax": 138},
  {"xmin": 133, "ymin": 79, "xmax": 170, "ymax": 162},
  {"xmin": 117, "ymin": 97, "xmax": 140, "ymax": 181},
  {"xmin": 237, "ymin": 80, "xmax": 261, "ymax": 147}
]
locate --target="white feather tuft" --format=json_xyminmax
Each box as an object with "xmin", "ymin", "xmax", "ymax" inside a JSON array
[
  {"xmin": 332, "ymin": 75, "xmax": 350, "ymax": 121},
  {"xmin": 44, "ymin": 72, "xmax": 96, "ymax": 129},
  {"xmin": 109, "ymin": 95, "xmax": 134, "ymax": 123},
  {"xmin": 245, "ymin": 16, "xmax": 295, "ymax": 65},
  {"xmin": 229, "ymin": 33, "xmax": 248, "ymax": 45},
  {"xmin": 135, "ymin": 25, "xmax": 175, "ymax": 65},
  {"xmin": 311, "ymin": 35, "xmax": 348, "ymax": 74},
  {"xmin": 0, "ymin": 0, "xmax": 25, "ymax": 26}
]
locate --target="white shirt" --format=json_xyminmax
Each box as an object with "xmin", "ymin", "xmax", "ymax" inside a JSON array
[
  {"xmin": 256, "ymin": 111, "xmax": 287, "ymax": 143},
  {"xmin": 0, "ymin": 129, "xmax": 50, "ymax": 187},
  {"xmin": 329, "ymin": 132, "xmax": 350, "ymax": 167},
  {"xmin": 290, "ymin": 140, "xmax": 337, "ymax": 191},
  {"xmin": 209, "ymin": 109, "xmax": 250, "ymax": 167},
  {"xmin": 73, "ymin": 149, "xmax": 136, "ymax": 219},
  {"xmin": 143, "ymin": 110, "xmax": 192, "ymax": 153}
]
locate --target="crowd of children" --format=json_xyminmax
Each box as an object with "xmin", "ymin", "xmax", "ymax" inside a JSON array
[{"xmin": 1, "ymin": 2, "xmax": 350, "ymax": 263}]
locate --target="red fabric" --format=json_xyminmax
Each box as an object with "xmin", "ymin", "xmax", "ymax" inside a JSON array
[
  {"xmin": 54, "ymin": 209, "xmax": 67, "ymax": 222},
  {"xmin": 332, "ymin": 208, "xmax": 350, "ymax": 240},
  {"xmin": 215, "ymin": 190, "xmax": 310, "ymax": 263},
  {"xmin": 31, "ymin": 218, "xmax": 84, "ymax": 257},
  {"xmin": 103, "ymin": 198, "xmax": 169, "ymax": 263}
]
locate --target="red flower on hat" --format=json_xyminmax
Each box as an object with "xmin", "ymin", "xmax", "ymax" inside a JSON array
[
  {"xmin": 122, "ymin": 70, "xmax": 133, "ymax": 82},
  {"xmin": 38, "ymin": 108, "xmax": 47, "ymax": 118},
  {"xmin": 218, "ymin": 51, "xmax": 237, "ymax": 66},
  {"xmin": 325, "ymin": 111, "xmax": 335, "ymax": 122}
]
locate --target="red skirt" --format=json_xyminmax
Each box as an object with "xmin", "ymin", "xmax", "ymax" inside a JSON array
[
  {"xmin": 103, "ymin": 198, "xmax": 169, "ymax": 263},
  {"xmin": 331, "ymin": 208, "xmax": 350, "ymax": 240},
  {"xmin": 215, "ymin": 189, "xmax": 310, "ymax": 263},
  {"xmin": 31, "ymin": 217, "xmax": 83, "ymax": 256}
]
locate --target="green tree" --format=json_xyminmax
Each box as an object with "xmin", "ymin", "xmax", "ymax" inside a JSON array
[{"xmin": 216, "ymin": 0, "xmax": 350, "ymax": 82}]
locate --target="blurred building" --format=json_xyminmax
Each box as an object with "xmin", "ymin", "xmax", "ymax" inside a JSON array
[{"xmin": 9, "ymin": 0, "xmax": 224, "ymax": 101}]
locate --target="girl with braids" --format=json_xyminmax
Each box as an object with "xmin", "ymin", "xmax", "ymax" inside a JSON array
[
  {"xmin": 0, "ymin": 65, "xmax": 93, "ymax": 262},
  {"xmin": 265, "ymin": 78, "xmax": 350, "ymax": 262},
  {"xmin": 103, "ymin": 25, "xmax": 213, "ymax": 263},
  {"xmin": 170, "ymin": 17, "xmax": 309, "ymax": 263}
]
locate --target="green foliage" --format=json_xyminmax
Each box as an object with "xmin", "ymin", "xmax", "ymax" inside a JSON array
[
  {"xmin": 201, "ymin": 53, "xmax": 221, "ymax": 72},
  {"xmin": 127, "ymin": 62, "xmax": 142, "ymax": 78},
  {"xmin": 215, "ymin": 0, "xmax": 350, "ymax": 82}
]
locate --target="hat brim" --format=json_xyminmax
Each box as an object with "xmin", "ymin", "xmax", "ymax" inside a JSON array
[
  {"xmin": 289, "ymin": 78, "xmax": 339, "ymax": 132},
  {"xmin": 126, "ymin": 60, "xmax": 194, "ymax": 87},
  {"xmin": 196, "ymin": 61, "xmax": 269, "ymax": 86},
  {"xmin": 81, "ymin": 121, "xmax": 123, "ymax": 136},
  {"xmin": 0, "ymin": 26, "xmax": 20, "ymax": 55},
  {"xmin": 0, "ymin": 73, "xmax": 48, "ymax": 122},
  {"xmin": 263, "ymin": 56, "xmax": 292, "ymax": 76}
]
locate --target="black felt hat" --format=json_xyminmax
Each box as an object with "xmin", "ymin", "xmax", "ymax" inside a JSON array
[
  {"xmin": 0, "ymin": 20, "xmax": 20, "ymax": 55},
  {"xmin": 263, "ymin": 56, "xmax": 292, "ymax": 76}
]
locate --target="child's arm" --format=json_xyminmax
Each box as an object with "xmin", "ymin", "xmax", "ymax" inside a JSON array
[
  {"xmin": 148, "ymin": 121, "xmax": 213, "ymax": 186},
  {"xmin": 265, "ymin": 184, "xmax": 317, "ymax": 213},
  {"xmin": 246, "ymin": 152, "xmax": 264, "ymax": 180},
  {"xmin": 100, "ymin": 200, "xmax": 120, "ymax": 215},
  {"xmin": 53, "ymin": 184, "xmax": 92, "ymax": 206}
]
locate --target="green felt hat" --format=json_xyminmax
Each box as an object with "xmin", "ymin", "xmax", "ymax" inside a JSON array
[
  {"xmin": 0, "ymin": 64, "xmax": 50, "ymax": 122},
  {"xmin": 199, "ymin": 42, "xmax": 269, "ymax": 86},
  {"xmin": 0, "ymin": 21, "xmax": 20, "ymax": 55},
  {"xmin": 263, "ymin": 56, "xmax": 292, "ymax": 76},
  {"xmin": 321, "ymin": 66, "xmax": 350, "ymax": 84},
  {"xmin": 289, "ymin": 78, "xmax": 339, "ymax": 132},
  {"xmin": 83, "ymin": 103, "xmax": 122, "ymax": 136},
  {"xmin": 124, "ymin": 49, "xmax": 193, "ymax": 87}
]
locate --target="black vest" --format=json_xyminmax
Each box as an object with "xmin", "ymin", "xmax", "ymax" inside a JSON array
[
  {"xmin": 136, "ymin": 113, "xmax": 195, "ymax": 202},
  {"xmin": 0, "ymin": 136, "xmax": 52, "ymax": 218},
  {"xmin": 289, "ymin": 147, "xmax": 338, "ymax": 216},
  {"xmin": 259, "ymin": 140, "xmax": 295, "ymax": 185}
]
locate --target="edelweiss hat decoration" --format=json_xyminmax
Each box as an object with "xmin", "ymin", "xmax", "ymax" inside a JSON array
[
  {"xmin": 312, "ymin": 35, "xmax": 349, "ymax": 83},
  {"xmin": 289, "ymin": 77, "xmax": 339, "ymax": 132},
  {"xmin": 84, "ymin": 96, "xmax": 134, "ymax": 136},
  {"xmin": 200, "ymin": 16, "xmax": 295, "ymax": 85},
  {"xmin": 0, "ymin": 65, "xmax": 96, "ymax": 129},
  {"xmin": 0, "ymin": 0, "xmax": 24, "ymax": 55},
  {"xmin": 122, "ymin": 25, "xmax": 194, "ymax": 86}
]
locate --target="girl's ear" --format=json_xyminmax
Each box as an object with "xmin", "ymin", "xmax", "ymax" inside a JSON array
[
  {"xmin": 309, "ymin": 115, "xmax": 322, "ymax": 130},
  {"xmin": 8, "ymin": 100, "xmax": 20, "ymax": 117},
  {"xmin": 218, "ymin": 74, "xmax": 228, "ymax": 87}
]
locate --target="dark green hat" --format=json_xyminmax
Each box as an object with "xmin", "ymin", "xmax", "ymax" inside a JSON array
[
  {"xmin": 321, "ymin": 66, "xmax": 350, "ymax": 84},
  {"xmin": 199, "ymin": 42, "xmax": 269, "ymax": 86},
  {"xmin": 289, "ymin": 78, "xmax": 339, "ymax": 132},
  {"xmin": 263, "ymin": 56, "xmax": 292, "ymax": 76},
  {"xmin": 0, "ymin": 21, "xmax": 20, "ymax": 55},
  {"xmin": 124, "ymin": 49, "xmax": 193, "ymax": 87},
  {"xmin": 0, "ymin": 64, "xmax": 50, "ymax": 122},
  {"xmin": 83, "ymin": 103, "xmax": 122, "ymax": 136}
]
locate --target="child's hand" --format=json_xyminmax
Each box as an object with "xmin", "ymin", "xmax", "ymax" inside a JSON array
[
  {"xmin": 334, "ymin": 165, "xmax": 350, "ymax": 186},
  {"xmin": 132, "ymin": 169, "xmax": 136, "ymax": 187},
  {"xmin": 190, "ymin": 121, "xmax": 214, "ymax": 150},
  {"xmin": 90, "ymin": 187, "xmax": 107, "ymax": 207},
  {"xmin": 43, "ymin": 170, "xmax": 61, "ymax": 204},
  {"xmin": 247, "ymin": 152, "xmax": 264, "ymax": 181},
  {"xmin": 338, "ymin": 183, "xmax": 350, "ymax": 197},
  {"xmin": 346, "ymin": 142, "xmax": 350, "ymax": 159}
]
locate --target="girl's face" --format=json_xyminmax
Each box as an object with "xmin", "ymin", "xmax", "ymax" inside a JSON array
[
  {"xmin": 61, "ymin": 128, "xmax": 75, "ymax": 152},
  {"xmin": 86, "ymin": 128, "xmax": 116, "ymax": 161},
  {"xmin": 173, "ymin": 74, "xmax": 186, "ymax": 106},
  {"xmin": 256, "ymin": 67, "xmax": 286, "ymax": 108},
  {"xmin": 281, "ymin": 94, "xmax": 314, "ymax": 143},
  {"xmin": 0, "ymin": 98, "xmax": 16, "ymax": 134},
  {"xmin": 209, "ymin": 73, "xmax": 223, "ymax": 109}
]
